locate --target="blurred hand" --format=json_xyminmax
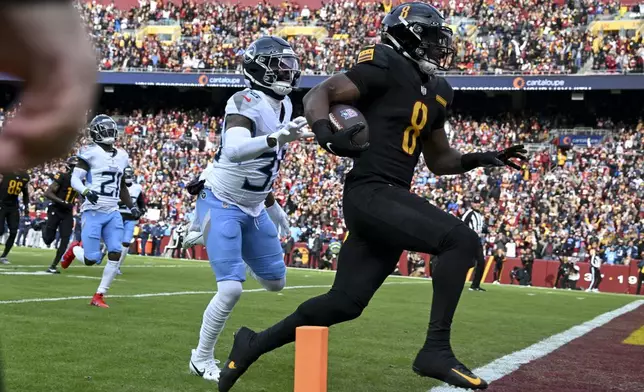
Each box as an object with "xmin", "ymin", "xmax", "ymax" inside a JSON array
[{"xmin": 0, "ymin": 3, "xmax": 97, "ymax": 171}]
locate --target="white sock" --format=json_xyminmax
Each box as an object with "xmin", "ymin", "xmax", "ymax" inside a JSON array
[
  {"xmin": 195, "ymin": 280, "xmax": 242, "ymax": 362},
  {"xmin": 72, "ymin": 246, "xmax": 85, "ymax": 264},
  {"xmin": 118, "ymin": 245, "xmax": 128, "ymax": 269},
  {"xmin": 97, "ymin": 260, "xmax": 119, "ymax": 294}
]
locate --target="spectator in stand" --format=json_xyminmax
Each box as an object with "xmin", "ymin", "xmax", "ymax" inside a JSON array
[{"xmin": 78, "ymin": 0, "xmax": 642, "ymax": 76}]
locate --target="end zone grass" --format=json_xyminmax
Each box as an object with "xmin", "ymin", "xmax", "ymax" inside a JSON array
[{"xmin": 0, "ymin": 248, "xmax": 639, "ymax": 392}]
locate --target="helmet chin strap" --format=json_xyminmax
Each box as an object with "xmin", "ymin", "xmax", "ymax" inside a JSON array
[
  {"xmin": 271, "ymin": 81, "xmax": 292, "ymax": 96},
  {"xmin": 384, "ymin": 32, "xmax": 436, "ymax": 75},
  {"xmin": 417, "ymin": 59, "xmax": 437, "ymax": 75},
  {"xmin": 243, "ymin": 69, "xmax": 291, "ymax": 98},
  {"xmin": 97, "ymin": 138, "xmax": 115, "ymax": 147}
]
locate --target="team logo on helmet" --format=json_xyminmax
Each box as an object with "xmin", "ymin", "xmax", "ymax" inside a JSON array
[{"xmin": 243, "ymin": 44, "xmax": 256, "ymax": 63}]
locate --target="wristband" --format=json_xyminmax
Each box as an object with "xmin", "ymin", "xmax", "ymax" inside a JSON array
[{"xmin": 311, "ymin": 119, "xmax": 333, "ymax": 141}]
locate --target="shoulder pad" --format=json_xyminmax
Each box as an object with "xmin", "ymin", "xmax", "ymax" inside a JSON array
[
  {"xmin": 226, "ymin": 89, "xmax": 262, "ymax": 117},
  {"xmin": 77, "ymin": 144, "xmax": 96, "ymax": 160},
  {"xmin": 355, "ymin": 44, "xmax": 390, "ymax": 69}
]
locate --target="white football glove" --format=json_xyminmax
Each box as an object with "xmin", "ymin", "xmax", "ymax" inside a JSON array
[
  {"xmin": 269, "ymin": 116, "xmax": 309, "ymax": 148},
  {"xmin": 182, "ymin": 230, "xmax": 204, "ymax": 249},
  {"xmin": 266, "ymin": 202, "xmax": 290, "ymax": 237}
]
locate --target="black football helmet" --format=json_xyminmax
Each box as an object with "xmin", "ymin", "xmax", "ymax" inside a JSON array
[
  {"xmin": 381, "ymin": 2, "xmax": 454, "ymax": 74},
  {"xmin": 65, "ymin": 156, "xmax": 79, "ymax": 172},
  {"xmin": 89, "ymin": 114, "xmax": 118, "ymax": 145},
  {"xmin": 242, "ymin": 36, "xmax": 301, "ymax": 97},
  {"xmin": 123, "ymin": 166, "xmax": 134, "ymax": 186}
]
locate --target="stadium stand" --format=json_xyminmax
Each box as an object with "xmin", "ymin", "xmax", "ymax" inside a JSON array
[{"xmin": 83, "ymin": 0, "xmax": 644, "ymax": 75}]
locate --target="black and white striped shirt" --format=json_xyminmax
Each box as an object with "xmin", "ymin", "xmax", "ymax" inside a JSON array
[
  {"xmin": 462, "ymin": 209, "xmax": 484, "ymax": 234},
  {"xmin": 590, "ymin": 254, "xmax": 601, "ymax": 269}
]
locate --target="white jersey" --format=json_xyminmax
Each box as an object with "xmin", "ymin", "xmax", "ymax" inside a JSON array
[
  {"xmin": 205, "ymin": 88, "xmax": 292, "ymax": 217},
  {"xmin": 78, "ymin": 144, "xmax": 130, "ymax": 213},
  {"xmin": 119, "ymin": 183, "xmax": 143, "ymax": 214}
]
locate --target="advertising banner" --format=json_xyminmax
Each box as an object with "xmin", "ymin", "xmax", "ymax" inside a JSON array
[{"xmin": 2, "ymin": 72, "xmax": 644, "ymax": 91}]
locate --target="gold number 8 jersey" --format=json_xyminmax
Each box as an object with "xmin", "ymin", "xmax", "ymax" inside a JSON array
[{"xmin": 344, "ymin": 43, "xmax": 454, "ymax": 190}]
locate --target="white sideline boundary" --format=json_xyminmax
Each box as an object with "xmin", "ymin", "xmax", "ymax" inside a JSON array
[
  {"xmin": 428, "ymin": 299, "xmax": 644, "ymax": 392},
  {"xmin": 0, "ymin": 271, "xmax": 103, "ymax": 280},
  {"xmin": 0, "ymin": 281, "xmax": 427, "ymax": 305}
]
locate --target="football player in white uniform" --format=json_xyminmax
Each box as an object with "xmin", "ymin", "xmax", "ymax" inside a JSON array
[
  {"xmin": 117, "ymin": 166, "xmax": 146, "ymax": 274},
  {"xmin": 68, "ymin": 115, "xmax": 141, "ymax": 308},
  {"xmin": 188, "ymin": 36, "xmax": 309, "ymax": 382}
]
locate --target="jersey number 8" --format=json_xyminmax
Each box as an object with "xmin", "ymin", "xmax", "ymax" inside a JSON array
[
  {"xmin": 7, "ymin": 180, "xmax": 24, "ymax": 196},
  {"xmin": 402, "ymin": 101, "xmax": 428, "ymax": 155}
]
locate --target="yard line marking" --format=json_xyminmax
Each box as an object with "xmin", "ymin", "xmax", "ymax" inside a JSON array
[
  {"xmin": 428, "ymin": 299, "xmax": 644, "ymax": 392},
  {"xmin": 0, "ymin": 271, "xmax": 110, "ymax": 281},
  {"xmin": 0, "ymin": 281, "xmax": 428, "ymax": 305}
]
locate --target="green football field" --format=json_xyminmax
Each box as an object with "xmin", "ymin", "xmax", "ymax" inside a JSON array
[{"xmin": 0, "ymin": 248, "xmax": 639, "ymax": 392}]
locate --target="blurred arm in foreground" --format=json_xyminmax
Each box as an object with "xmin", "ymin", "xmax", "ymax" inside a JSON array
[{"xmin": 0, "ymin": 1, "xmax": 97, "ymax": 171}]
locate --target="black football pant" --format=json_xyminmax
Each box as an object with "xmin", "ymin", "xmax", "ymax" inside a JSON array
[
  {"xmin": 493, "ymin": 263, "xmax": 503, "ymax": 282},
  {"xmin": 589, "ymin": 266, "xmax": 602, "ymax": 290},
  {"xmin": 0, "ymin": 207, "xmax": 19, "ymax": 258},
  {"xmin": 636, "ymin": 272, "xmax": 644, "ymax": 295},
  {"xmin": 469, "ymin": 244, "xmax": 486, "ymax": 289},
  {"xmin": 43, "ymin": 208, "xmax": 73, "ymax": 267},
  {"xmin": 253, "ymin": 183, "xmax": 479, "ymax": 356}
]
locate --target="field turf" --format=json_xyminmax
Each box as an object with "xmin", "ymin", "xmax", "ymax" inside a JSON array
[{"xmin": 0, "ymin": 248, "xmax": 639, "ymax": 392}]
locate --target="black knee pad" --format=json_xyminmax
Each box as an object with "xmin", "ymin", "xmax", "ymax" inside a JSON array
[
  {"xmin": 296, "ymin": 289, "xmax": 365, "ymax": 326},
  {"xmin": 107, "ymin": 252, "xmax": 121, "ymax": 261},
  {"xmin": 121, "ymin": 242, "xmax": 130, "ymax": 248}
]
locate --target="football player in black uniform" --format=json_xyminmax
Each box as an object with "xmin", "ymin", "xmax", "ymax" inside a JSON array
[
  {"xmin": 43, "ymin": 157, "xmax": 79, "ymax": 273},
  {"xmin": 0, "ymin": 171, "xmax": 30, "ymax": 264},
  {"xmin": 218, "ymin": 3, "xmax": 527, "ymax": 391}
]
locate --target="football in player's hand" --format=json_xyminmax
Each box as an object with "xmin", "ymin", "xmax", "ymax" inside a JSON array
[{"xmin": 329, "ymin": 104, "xmax": 369, "ymax": 145}]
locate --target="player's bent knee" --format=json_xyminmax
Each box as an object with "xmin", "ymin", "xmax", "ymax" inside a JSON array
[
  {"xmin": 443, "ymin": 224, "xmax": 479, "ymax": 251},
  {"xmin": 297, "ymin": 289, "xmax": 365, "ymax": 325},
  {"xmin": 107, "ymin": 251, "xmax": 121, "ymax": 261},
  {"xmin": 259, "ymin": 277, "xmax": 285, "ymax": 292},
  {"xmin": 121, "ymin": 242, "xmax": 130, "ymax": 248},
  {"xmin": 216, "ymin": 280, "xmax": 243, "ymax": 307}
]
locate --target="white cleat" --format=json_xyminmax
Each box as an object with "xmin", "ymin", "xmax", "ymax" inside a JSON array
[
  {"xmin": 0, "ymin": 257, "xmax": 9, "ymax": 265},
  {"xmin": 183, "ymin": 231, "xmax": 204, "ymax": 249},
  {"xmin": 189, "ymin": 349, "xmax": 220, "ymax": 382}
]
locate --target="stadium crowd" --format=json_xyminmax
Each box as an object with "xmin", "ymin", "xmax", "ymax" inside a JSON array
[
  {"xmin": 82, "ymin": 0, "xmax": 644, "ymax": 75},
  {"xmin": 4, "ymin": 104, "xmax": 643, "ymax": 266}
]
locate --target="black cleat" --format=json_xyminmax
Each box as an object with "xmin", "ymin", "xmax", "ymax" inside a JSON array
[
  {"xmin": 46, "ymin": 267, "xmax": 61, "ymax": 274},
  {"xmin": 218, "ymin": 327, "xmax": 260, "ymax": 392},
  {"xmin": 413, "ymin": 348, "xmax": 488, "ymax": 389}
]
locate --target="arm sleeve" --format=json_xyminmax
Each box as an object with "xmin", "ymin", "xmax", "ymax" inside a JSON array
[
  {"xmin": 431, "ymin": 79, "xmax": 454, "ymax": 131},
  {"xmin": 222, "ymin": 126, "xmax": 275, "ymax": 163},
  {"xmin": 22, "ymin": 187, "xmax": 29, "ymax": 209},
  {"xmin": 136, "ymin": 192, "xmax": 146, "ymax": 210},
  {"xmin": 71, "ymin": 167, "xmax": 88, "ymax": 194}
]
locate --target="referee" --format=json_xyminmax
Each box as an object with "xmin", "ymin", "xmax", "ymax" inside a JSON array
[
  {"xmin": 586, "ymin": 248, "xmax": 602, "ymax": 292},
  {"xmin": 463, "ymin": 196, "xmax": 486, "ymax": 291}
]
